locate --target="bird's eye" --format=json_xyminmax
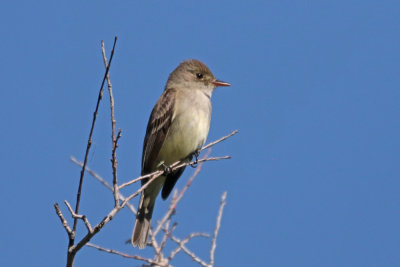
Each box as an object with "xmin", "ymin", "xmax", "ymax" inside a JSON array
[{"xmin": 196, "ymin": 73, "xmax": 203, "ymax": 79}]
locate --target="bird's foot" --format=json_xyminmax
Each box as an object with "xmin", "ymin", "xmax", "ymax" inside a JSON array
[
  {"xmin": 190, "ymin": 150, "xmax": 201, "ymax": 168},
  {"xmin": 161, "ymin": 163, "xmax": 173, "ymax": 175}
]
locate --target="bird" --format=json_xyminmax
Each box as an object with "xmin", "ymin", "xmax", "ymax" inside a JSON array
[{"xmin": 131, "ymin": 59, "xmax": 231, "ymax": 248}]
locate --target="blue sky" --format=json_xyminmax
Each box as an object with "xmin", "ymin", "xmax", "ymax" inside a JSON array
[{"xmin": 1, "ymin": 1, "xmax": 399, "ymax": 266}]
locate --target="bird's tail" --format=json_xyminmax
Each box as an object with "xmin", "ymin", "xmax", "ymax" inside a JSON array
[{"xmin": 131, "ymin": 193, "xmax": 155, "ymax": 249}]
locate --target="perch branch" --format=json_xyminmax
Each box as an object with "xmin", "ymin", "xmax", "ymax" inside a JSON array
[
  {"xmin": 201, "ymin": 130, "xmax": 238, "ymax": 151},
  {"xmin": 119, "ymin": 155, "xmax": 230, "ymax": 190},
  {"xmin": 118, "ymin": 130, "xmax": 237, "ymax": 190}
]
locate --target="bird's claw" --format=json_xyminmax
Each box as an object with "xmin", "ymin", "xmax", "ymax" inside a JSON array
[
  {"xmin": 190, "ymin": 150, "xmax": 201, "ymax": 168},
  {"xmin": 162, "ymin": 163, "xmax": 173, "ymax": 175}
]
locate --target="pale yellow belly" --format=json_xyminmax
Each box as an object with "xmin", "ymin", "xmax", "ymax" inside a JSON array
[{"xmin": 157, "ymin": 108, "xmax": 210, "ymax": 166}]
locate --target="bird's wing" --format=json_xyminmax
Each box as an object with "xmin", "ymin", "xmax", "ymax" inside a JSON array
[
  {"xmin": 141, "ymin": 88, "xmax": 176, "ymax": 179},
  {"xmin": 161, "ymin": 166, "xmax": 186, "ymax": 199}
]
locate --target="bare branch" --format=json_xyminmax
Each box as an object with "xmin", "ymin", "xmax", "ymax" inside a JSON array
[
  {"xmin": 168, "ymin": 232, "xmax": 209, "ymax": 261},
  {"xmin": 209, "ymin": 191, "xmax": 227, "ymax": 266},
  {"xmin": 153, "ymin": 220, "xmax": 173, "ymax": 264},
  {"xmin": 70, "ymin": 36, "xmax": 118, "ymax": 251},
  {"xmin": 111, "ymin": 128, "xmax": 122, "ymax": 206},
  {"xmin": 118, "ymin": 170, "xmax": 163, "ymax": 190},
  {"xmin": 68, "ymin": 169, "xmax": 167, "ymax": 257},
  {"xmin": 69, "ymin": 156, "xmax": 136, "ymax": 214},
  {"xmin": 65, "ymin": 201, "xmax": 93, "ymax": 233},
  {"xmin": 101, "ymin": 40, "xmax": 120, "ymax": 208},
  {"xmin": 63, "ymin": 37, "xmax": 118, "ymax": 267},
  {"xmin": 118, "ymin": 130, "xmax": 237, "ymax": 190},
  {"xmin": 148, "ymin": 228, "xmax": 161, "ymax": 257},
  {"xmin": 119, "ymin": 155, "xmax": 230, "ymax": 208},
  {"xmin": 66, "ymin": 152, "xmax": 229, "ymax": 266},
  {"xmin": 54, "ymin": 203, "xmax": 72, "ymax": 238},
  {"xmin": 119, "ymin": 155, "xmax": 230, "ymax": 190},
  {"xmin": 159, "ymin": 222, "xmax": 178, "ymax": 257},
  {"xmin": 201, "ymin": 130, "xmax": 238, "ymax": 151},
  {"xmin": 86, "ymin": 243, "xmax": 163, "ymax": 266},
  {"xmin": 169, "ymin": 235, "xmax": 209, "ymax": 267}
]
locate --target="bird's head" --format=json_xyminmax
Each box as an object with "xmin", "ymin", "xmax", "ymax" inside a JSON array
[{"xmin": 166, "ymin": 59, "xmax": 231, "ymax": 93}]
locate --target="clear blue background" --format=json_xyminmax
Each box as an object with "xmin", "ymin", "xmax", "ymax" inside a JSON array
[{"xmin": 1, "ymin": 1, "xmax": 399, "ymax": 266}]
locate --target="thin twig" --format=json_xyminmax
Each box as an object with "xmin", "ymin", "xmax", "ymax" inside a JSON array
[
  {"xmin": 69, "ymin": 156, "xmax": 136, "ymax": 214},
  {"xmin": 65, "ymin": 201, "xmax": 93, "ymax": 233},
  {"xmin": 70, "ymin": 36, "xmax": 118, "ymax": 240},
  {"xmin": 54, "ymin": 203, "xmax": 72, "ymax": 238},
  {"xmin": 209, "ymin": 191, "xmax": 227, "ymax": 266},
  {"xmin": 152, "ymin": 189, "xmax": 177, "ymax": 245},
  {"xmin": 201, "ymin": 130, "xmax": 238, "ymax": 151},
  {"xmin": 118, "ymin": 130, "xmax": 237, "ymax": 190},
  {"xmin": 66, "ymin": 138, "xmax": 175, "ymax": 260},
  {"xmin": 66, "ymin": 36, "xmax": 118, "ymax": 267},
  {"xmin": 67, "ymin": 152, "xmax": 227, "ymax": 256},
  {"xmin": 159, "ymin": 222, "xmax": 177, "ymax": 257},
  {"xmin": 86, "ymin": 243, "xmax": 162, "ymax": 266},
  {"xmin": 154, "ymin": 220, "xmax": 170, "ymax": 262},
  {"xmin": 67, "ymin": 152, "xmax": 228, "ymax": 266},
  {"xmin": 119, "ymin": 155, "xmax": 228, "ymax": 207},
  {"xmin": 170, "ymin": 235, "xmax": 209, "ymax": 267},
  {"xmin": 102, "ymin": 40, "xmax": 120, "ymax": 208},
  {"xmin": 69, "ymin": 169, "xmax": 168, "ymax": 255},
  {"xmin": 168, "ymin": 232, "xmax": 209, "ymax": 261},
  {"xmin": 118, "ymin": 170, "xmax": 163, "ymax": 190},
  {"xmin": 119, "ymin": 155, "xmax": 230, "ymax": 190},
  {"xmin": 150, "ymin": 193, "xmax": 180, "ymax": 257},
  {"xmin": 148, "ymin": 228, "xmax": 161, "ymax": 256}
]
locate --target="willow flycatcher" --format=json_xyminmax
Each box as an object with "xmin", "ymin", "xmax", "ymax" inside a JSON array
[{"xmin": 132, "ymin": 59, "xmax": 230, "ymax": 248}]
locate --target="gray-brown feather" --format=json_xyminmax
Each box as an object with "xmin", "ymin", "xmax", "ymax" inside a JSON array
[
  {"xmin": 132, "ymin": 89, "xmax": 176, "ymax": 248},
  {"xmin": 141, "ymin": 88, "xmax": 176, "ymax": 177}
]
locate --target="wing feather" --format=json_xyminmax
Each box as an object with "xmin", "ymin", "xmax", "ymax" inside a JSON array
[{"xmin": 141, "ymin": 88, "xmax": 176, "ymax": 181}]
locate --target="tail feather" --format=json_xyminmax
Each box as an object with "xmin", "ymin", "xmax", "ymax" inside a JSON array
[
  {"xmin": 131, "ymin": 193, "xmax": 155, "ymax": 249},
  {"xmin": 131, "ymin": 216, "xmax": 150, "ymax": 249}
]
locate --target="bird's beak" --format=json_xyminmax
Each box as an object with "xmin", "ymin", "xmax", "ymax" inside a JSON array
[{"xmin": 212, "ymin": 80, "xmax": 231, "ymax": 87}]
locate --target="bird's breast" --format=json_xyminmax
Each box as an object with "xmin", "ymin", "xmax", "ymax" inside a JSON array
[{"xmin": 158, "ymin": 90, "xmax": 211, "ymax": 165}]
